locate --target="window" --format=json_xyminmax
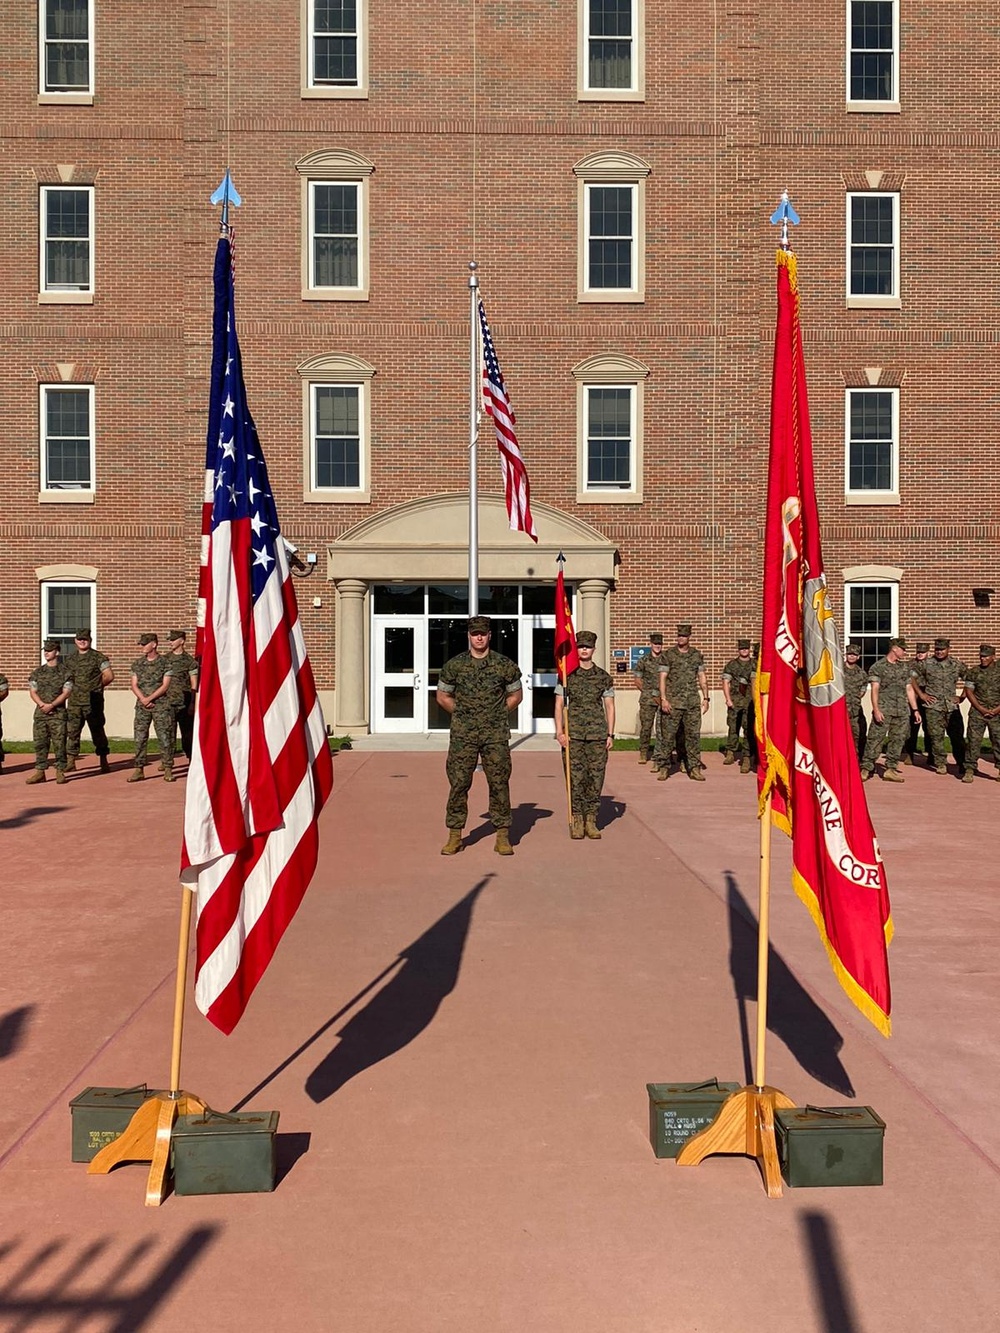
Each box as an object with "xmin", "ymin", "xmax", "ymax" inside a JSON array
[
  {"xmin": 845, "ymin": 387, "xmax": 897, "ymax": 502},
  {"xmin": 580, "ymin": 0, "xmax": 643, "ymax": 101},
  {"xmin": 304, "ymin": 0, "xmax": 367, "ymax": 96},
  {"xmin": 846, "ymin": 191, "xmax": 898, "ymax": 307},
  {"xmin": 572, "ymin": 353, "xmax": 648, "ymax": 502},
  {"xmin": 297, "ymin": 151, "xmax": 373, "ymax": 300},
  {"xmin": 845, "ymin": 581, "xmax": 897, "ymax": 672},
  {"xmin": 42, "ymin": 580, "xmax": 95, "ymax": 657},
  {"xmin": 40, "ymin": 384, "xmax": 94, "ymax": 498},
  {"xmin": 847, "ymin": 1, "xmax": 898, "ymax": 109},
  {"xmin": 40, "ymin": 185, "xmax": 94, "ymax": 299},
  {"xmin": 574, "ymin": 152, "xmax": 650, "ymax": 303},
  {"xmin": 39, "ymin": 0, "xmax": 93, "ymax": 100},
  {"xmin": 298, "ymin": 352, "xmax": 375, "ymax": 501}
]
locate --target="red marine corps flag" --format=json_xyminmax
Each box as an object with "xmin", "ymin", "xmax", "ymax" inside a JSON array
[
  {"xmin": 756, "ymin": 244, "xmax": 892, "ymax": 1036},
  {"xmin": 554, "ymin": 559, "xmax": 579, "ymax": 684}
]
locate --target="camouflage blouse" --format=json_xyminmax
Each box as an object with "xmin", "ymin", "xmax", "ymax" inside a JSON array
[
  {"xmin": 438, "ymin": 651, "xmax": 521, "ymax": 737},
  {"xmin": 556, "ymin": 665, "xmax": 614, "ymax": 740},
  {"xmin": 660, "ymin": 646, "xmax": 706, "ymax": 708}
]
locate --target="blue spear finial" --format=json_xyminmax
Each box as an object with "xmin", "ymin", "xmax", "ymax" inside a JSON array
[
  {"xmin": 210, "ymin": 171, "xmax": 242, "ymax": 232},
  {"xmin": 770, "ymin": 189, "xmax": 800, "ymax": 251}
]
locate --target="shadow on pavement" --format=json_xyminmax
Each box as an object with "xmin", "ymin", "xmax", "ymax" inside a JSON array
[
  {"xmin": 0, "ymin": 1227, "xmax": 218, "ymax": 1331},
  {"xmin": 231, "ymin": 881, "xmax": 491, "ymax": 1112},
  {"xmin": 801, "ymin": 1210, "xmax": 865, "ymax": 1333},
  {"xmin": 726, "ymin": 874, "xmax": 854, "ymax": 1096},
  {"xmin": 0, "ymin": 1006, "xmax": 34, "ymax": 1060},
  {"xmin": 0, "ymin": 807, "xmax": 65, "ymax": 830},
  {"xmin": 274, "ymin": 1132, "xmax": 311, "ymax": 1188}
]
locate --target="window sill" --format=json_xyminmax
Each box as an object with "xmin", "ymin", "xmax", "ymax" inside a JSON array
[
  {"xmin": 577, "ymin": 290, "xmax": 644, "ymax": 305},
  {"xmin": 38, "ymin": 291, "xmax": 94, "ymax": 305},
  {"xmin": 302, "ymin": 288, "xmax": 369, "ymax": 302},
  {"xmin": 845, "ymin": 492, "xmax": 899, "ymax": 506},
  {"xmin": 38, "ymin": 92, "xmax": 94, "ymax": 105},
  {"xmin": 39, "ymin": 489, "xmax": 95, "ymax": 504},
  {"xmin": 847, "ymin": 101, "xmax": 900, "ymax": 114},
  {"xmin": 577, "ymin": 490, "xmax": 643, "ymax": 505},
  {"xmin": 846, "ymin": 296, "xmax": 901, "ymax": 310},
  {"xmin": 304, "ymin": 489, "xmax": 370, "ymax": 504},
  {"xmin": 301, "ymin": 86, "xmax": 368, "ymax": 99},
  {"xmin": 578, "ymin": 89, "xmax": 644, "ymax": 103}
]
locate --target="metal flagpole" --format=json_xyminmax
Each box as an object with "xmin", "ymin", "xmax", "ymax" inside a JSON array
[{"xmin": 468, "ymin": 261, "xmax": 480, "ymax": 614}]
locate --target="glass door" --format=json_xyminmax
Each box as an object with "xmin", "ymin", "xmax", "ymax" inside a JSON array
[
  {"xmin": 373, "ymin": 618, "xmax": 426, "ymax": 732},
  {"xmin": 517, "ymin": 586, "xmax": 564, "ymax": 735}
]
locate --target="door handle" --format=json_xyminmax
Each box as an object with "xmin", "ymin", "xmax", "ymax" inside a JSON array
[{"xmin": 413, "ymin": 674, "xmax": 421, "ymax": 690}]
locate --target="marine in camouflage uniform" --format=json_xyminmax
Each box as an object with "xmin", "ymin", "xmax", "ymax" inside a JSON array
[
  {"xmin": 902, "ymin": 643, "xmax": 932, "ymax": 765},
  {"xmin": 129, "ymin": 635, "xmax": 175, "ymax": 781},
  {"xmin": 913, "ymin": 638, "xmax": 967, "ymax": 775},
  {"xmin": 633, "ymin": 633, "xmax": 666, "ymax": 764},
  {"xmin": 162, "ymin": 630, "xmax": 199, "ymax": 761},
  {"xmin": 861, "ymin": 638, "xmax": 917, "ymax": 781},
  {"xmin": 842, "ymin": 642, "xmax": 869, "ymax": 762},
  {"xmin": 0, "ymin": 671, "xmax": 8, "ymax": 771},
  {"xmin": 26, "ymin": 640, "xmax": 72, "ymax": 784},
  {"xmin": 721, "ymin": 639, "xmax": 755, "ymax": 773},
  {"xmin": 556, "ymin": 630, "xmax": 615, "ymax": 839},
  {"xmin": 656, "ymin": 623, "xmax": 709, "ymax": 781},
  {"xmin": 436, "ymin": 615, "xmax": 522, "ymax": 856},
  {"xmin": 962, "ymin": 644, "xmax": 1000, "ymax": 782},
  {"xmin": 64, "ymin": 630, "xmax": 112, "ymax": 772}
]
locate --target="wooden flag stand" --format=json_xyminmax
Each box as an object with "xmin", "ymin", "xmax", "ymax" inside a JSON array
[
  {"xmin": 676, "ymin": 788, "xmax": 795, "ymax": 1197},
  {"xmin": 87, "ymin": 886, "xmax": 206, "ymax": 1206}
]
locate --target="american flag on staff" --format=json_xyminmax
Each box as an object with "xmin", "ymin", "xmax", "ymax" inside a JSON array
[
  {"xmin": 181, "ymin": 231, "xmax": 334, "ymax": 1035},
  {"xmin": 478, "ymin": 297, "xmax": 538, "ymax": 542}
]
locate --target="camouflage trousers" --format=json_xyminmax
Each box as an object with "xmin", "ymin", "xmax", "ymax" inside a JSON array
[
  {"xmin": 563, "ymin": 737, "xmax": 608, "ymax": 818},
  {"xmin": 862, "ymin": 712, "xmax": 908, "ymax": 772},
  {"xmin": 133, "ymin": 703, "xmax": 175, "ymax": 767},
  {"xmin": 966, "ymin": 711, "xmax": 1000, "ymax": 772},
  {"xmin": 637, "ymin": 697, "xmax": 665, "ymax": 756},
  {"xmin": 725, "ymin": 706, "xmax": 752, "ymax": 755},
  {"xmin": 67, "ymin": 694, "xmax": 109, "ymax": 758},
  {"xmin": 924, "ymin": 708, "xmax": 966, "ymax": 769},
  {"xmin": 847, "ymin": 708, "xmax": 868, "ymax": 763},
  {"xmin": 445, "ymin": 733, "xmax": 512, "ymax": 830},
  {"xmin": 656, "ymin": 704, "xmax": 702, "ymax": 771},
  {"xmin": 33, "ymin": 710, "xmax": 67, "ymax": 770}
]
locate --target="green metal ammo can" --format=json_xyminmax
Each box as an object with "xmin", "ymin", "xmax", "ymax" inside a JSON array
[
  {"xmin": 69, "ymin": 1084, "xmax": 160, "ymax": 1162},
  {"xmin": 170, "ymin": 1108, "xmax": 279, "ymax": 1195},
  {"xmin": 647, "ymin": 1079, "xmax": 741, "ymax": 1158},
  {"xmin": 775, "ymin": 1105, "xmax": 886, "ymax": 1187}
]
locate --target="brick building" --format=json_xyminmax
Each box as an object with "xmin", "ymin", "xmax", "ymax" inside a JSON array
[{"xmin": 2, "ymin": 1, "xmax": 997, "ymax": 740}]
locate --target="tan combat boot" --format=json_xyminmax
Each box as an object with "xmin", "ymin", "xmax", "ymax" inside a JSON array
[
  {"xmin": 722, "ymin": 751, "xmax": 736, "ymax": 765},
  {"xmin": 126, "ymin": 767, "xmax": 145, "ymax": 783},
  {"xmin": 584, "ymin": 815, "xmax": 602, "ymax": 840},
  {"xmin": 656, "ymin": 767, "xmax": 669, "ymax": 781},
  {"xmin": 934, "ymin": 762, "xmax": 947, "ymax": 776},
  {"xmin": 962, "ymin": 769, "xmax": 975, "ymax": 783},
  {"xmin": 64, "ymin": 757, "xmax": 77, "ymax": 773},
  {"xmin": 689, "ymin": 766, "xmax": 706, "ymax": 781},
  {"xmin": 440, "ymin": 829, "xmax": 463, "ymax": 856},
  {"xmin": 570, "ymin": 815, "xmax": 585, "ymax": 839},
  {"xmin": 882, "ymin": 768, "xmax": 905, "ymax": 783},
  {"xmin": 163, "ymin": 765, "xmax": 175, "ymax": 783},
  {"xmin": 638, "ymin": 749, "xmax": 649, "ymax": 764},
  {"xmin": 739, "ymin": 756, "xmax": 752, "ymax": 774},
  {"xmin": 494, "ymin": 828, "xmax": 513, "ymax": 856},
  {"xmin": 55, "ymin": 770, "xmax": 68, "ymax": 785},
  {"xmin": 25, "ymin": 768, "xmax": 46, "ymax": 785}
]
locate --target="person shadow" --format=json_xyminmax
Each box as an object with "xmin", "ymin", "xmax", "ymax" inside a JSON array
[
  {"xmin": 597, "ymin": 795, "xmax": 626, "ymax": 829},
  {"xmin": 0, "ymin": 1006, "xmax": 33, "ymax": 1060},
  {"xmin": 464, "ymin": 802, "xmax": 552, "ymax": 848},
  {"xmin": 726, "ymin": 873, "xmax": 854, "ymax": 1096},
  {"xmin": 303, "ymin": 879, "xmax": 489, "ymax": 1104}
]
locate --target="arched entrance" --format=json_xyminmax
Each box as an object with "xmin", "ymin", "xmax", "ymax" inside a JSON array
[{"xmin": 327, "ymin": 494, "xmax": 617, "ymax": 735}]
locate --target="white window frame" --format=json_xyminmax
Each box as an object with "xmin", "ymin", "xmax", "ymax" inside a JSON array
[
  {"xmin": 39, "ymin": 383, "xmax": 96, "ymax": 502},
  {"xmin": 578, "ymin": 0, "xmax": 643, "ymax": 102},
  {"xmin": 38, "ymin": 0, "xmax": 94, "ymax": 104},
  {"xmin": 39, "ymin": 184, "xmax": 94, "ymax": 304},
  {"xmin": 297, "ymin": 151, "xmax": 373, "ymax": 301},
  {"xmin": 846, "ymin": 0, "xmax": 899, "ymax": 112},
  {"xmin": 844, "ymin": 578, "xmax": 899, "ymax": 672},
  {"xmin": 573, "ymin": 152, "xmax": 650, "ymax": 304},
  {"xmin": 302, "ymin": 0, "xmax": 368, "ymax": 98},
  {"xmin": 844, "ymin": 386, "xmax": 898, "ymax": 505},
  {"xmin": 41, "ymin": 579, "xmax": 96, "ymax": 657},
  {"xmin": 846, "ymin": 191, "xmax": 899, "ymax": 309},
  {"xmin": 298, "ymin": 353, "xmax": 375, "ymax": 502},
  {"xmin": 572, "ymin": 353, "xmax": 649, "ymax": 504}
]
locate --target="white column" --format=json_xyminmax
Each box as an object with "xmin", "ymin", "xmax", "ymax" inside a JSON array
[
  {"xmin": 335, "ymin": 578, "xmax": 368, "ymax": 731},
  {"xmin": 576, "ymin": 578, "xmax": 612, "ymax": 667}
]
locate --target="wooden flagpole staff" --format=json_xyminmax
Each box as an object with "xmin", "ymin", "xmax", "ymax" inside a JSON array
[
  {"xmin": 676, "ymin": 698, "xmax": 794, "ymax": 1198},
  {"xmin": 87, "ymin": 885, "xmax": 206, "ymax": 1206}
]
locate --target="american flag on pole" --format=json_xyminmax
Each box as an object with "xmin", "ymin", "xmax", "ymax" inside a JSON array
[
  {"xmin": 181, "ymin": 232, "xmax": 334, "ymax": 1035},
  {"xmin": 478, "ymin": 297, "xmax": 538, "ymax": 542}
]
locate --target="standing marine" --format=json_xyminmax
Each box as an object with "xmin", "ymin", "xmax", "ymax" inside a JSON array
[
  {"xmin": 902, "ymin": 641, "xmax": 931, "ymax": 765},
  {"xmin": 25, "ymin": 639, "xmax": 72, "ymax": 784},
  {"xmin": 963, "ymin": 644, "xmax": 1000, "ymax": 783},
  {"xmin": 861, "ymin": 637, "xmax": 918, "ymax": 782},
  {"xmin": 842, "ymin": 642, "xmax": 869, "ymax": 762},
  {"xmin": 721, "ymin": 639, "xmax": 755, "ymax": 773},
  {"xmin": 912, "ymin": 638, "xmax": 967, "ymax": 776},
  {"xmin": 64, "ymin": 629, "xmax": 113, "ymax": 773},
  {"xmin": 656, "ymin": 623, "xmax": 709, "ymax": 781},
  {"xmin": 162, "ymin": 629, "xmax": 199, "ymax": 762},
  {"xmin": 128, "ymin": 634, "xmax": 174, "ymax": 782},
  {"xmin": 555, "ymin": 629, "xmax": 615, "ymax": 840},
  {"xmin": 436, "ymin": 615, "xmax": 523, "ymax": 857},
  {"xmin": 633, "ymin": 632, "xmax": 666, "ymax": 764}
]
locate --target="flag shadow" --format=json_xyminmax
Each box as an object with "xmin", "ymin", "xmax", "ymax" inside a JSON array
[
  {"xmin": 0, "ymin": 1227, "xmax": 218, "ymax": 1332},
  {"xmin": 304, "ymin": 879, "xmax": 489, "ymax": 1103},
  {"xmin": 800, "ymin": 1211, "xmax": 865, "ymax": 1333},
  {"xmin": 0, "ymin": 806, "xmax": 65, "ymax": 831},
  {"xmin": 0, "ymin": 1006, "xmax": 33, "ymax": 1060},
  {"xmin": 725, "ymin": 873, "xmax": 854, "ymax": 1096}
]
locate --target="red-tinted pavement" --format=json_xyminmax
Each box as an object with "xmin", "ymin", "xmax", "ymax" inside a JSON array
[{"xmin": 0, "ymin": 747, "xmax": 997, "ymax": 1332}]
